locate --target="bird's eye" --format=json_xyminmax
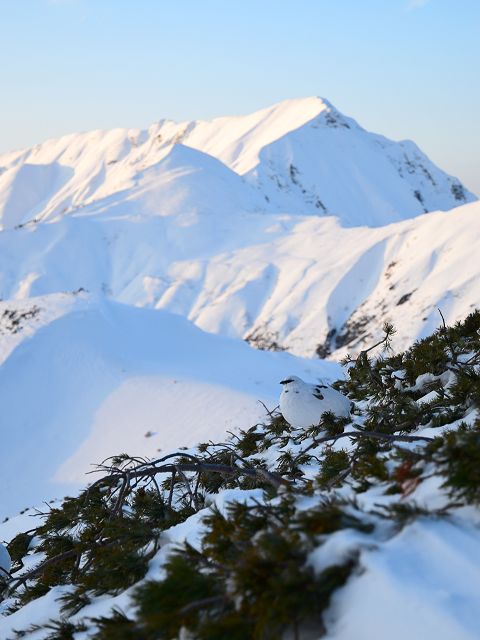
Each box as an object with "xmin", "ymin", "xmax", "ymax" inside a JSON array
[{"xmin": 280, "ymin": 379, "xmax": 294, "ymax": 384}]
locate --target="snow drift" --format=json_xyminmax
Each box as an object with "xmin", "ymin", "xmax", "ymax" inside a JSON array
[{"xmin": 0, "ymin": 293, "xmax": 339, "ymax": 516}]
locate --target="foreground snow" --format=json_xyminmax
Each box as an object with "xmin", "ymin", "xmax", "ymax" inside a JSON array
[
  {"xmin": 2, "ymin": 313, "xmax": 480, "ymax": 639},
  {"xmin": 0, "ymin": 293, "xmax": 339, "ymax": 517},
  {"xmin": 4, "ymin": 511, "xmax": 479, "ymax": 640},
  {"xmin": 325, "ymin": 516, "xmax": 480, "ymax": 640}
]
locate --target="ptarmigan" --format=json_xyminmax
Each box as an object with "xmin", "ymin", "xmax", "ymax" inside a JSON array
[{"xmin": 279, "ymin": 375, "xmax": 351, "ymax": 428}]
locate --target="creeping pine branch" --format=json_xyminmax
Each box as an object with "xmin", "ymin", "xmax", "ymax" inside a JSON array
[
  {"xmin": 0, "ymin": 566, "xmax": 13, "ymax": 581},
  {"xmin": 89, "ymin": 460, "xmax": 288, "ymax": 493},
  {"xmin": 437, "ymin": 307, "xmax": 459, "ymax": 366},
  {"xmin": 4, "ymin": 549, "xmax": 78, "ymax": 596},
  {"xmin": 437, "ymin": 308, "xmax": 480, "ymax": 375},
  {"xmin": 112, "ymin": 471, "xmax": 130, "ymax": 517},
  {"xmin": 324, "ymin": 453, "xmax": 360, "ymax": 490},
  {"xmin": 316, "ymin": 430, "xmax": 433, "ymax": 444},
  {"xmin": 82, "ymin": 451, "xmax": 289, "ymax": 522},
  {"xmin": 175, "ymin": 466, "xmax": 199, "ymax": 511},
  {"xmin": 0, "ymin": 453, "xmax": 289, "ymax": 601},
  {"xmin": 293, "ymin": 428, "xmax": 433, "ymax": 465},
  {"xmin": 3, "ymin": 537, "xmax": 136, "ymax": 599},
  {"xmin": 179, "ymin": 595, "xmax": 226, "ymax": 615},
  {"xmin": 291, "ymin": 427, "xmax": 433, "ymax": 488},
  {"xmin": 349, "ymin": 322, "xmax": 397, "ymax": 368},
  {"xmin": 168, "ymin": 469, "xmax": 177, "ymax": 508},
  {"xmin": 341, "ymin": 322, "xmax": 397, "ymax": 389}
]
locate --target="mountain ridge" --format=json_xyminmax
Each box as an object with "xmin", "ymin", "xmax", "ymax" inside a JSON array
[{"xmin": 0, "ymin": 97, "xmax": 475, "ymax": 231}]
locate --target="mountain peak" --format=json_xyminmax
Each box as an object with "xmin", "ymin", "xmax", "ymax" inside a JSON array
[
  {"xmin": 166, "ymin": 96, "xmax": 335, "ymax": 176},
  {"xmin": 0, "ymin": 97, "xmax": 475, "ymax": 232},
  {"xmin": 252, "ymin": 95, "xmax": 331, "ymax": 118}
]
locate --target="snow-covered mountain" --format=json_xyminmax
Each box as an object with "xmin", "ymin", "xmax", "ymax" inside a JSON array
[
  {"xmin": 0, "ymin": 193, "xmax": 479, "ymax": 362},
  {"xmin": 0, "ymin": 96, "xmax": 478, "ymax": 513},
  {"xmin": 0, "ymin": 98, "xmax": 477, "ymax": 362},
  {"xmin": 0, "ymin": 97, "xmax": 474, "ymax": 231},
  {"xmin": 1, "ymin": 97, "xmax": 479, "ymax": 640}
]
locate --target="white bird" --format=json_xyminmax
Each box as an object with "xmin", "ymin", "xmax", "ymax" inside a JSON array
[{"xmin": 279, "ymin": 375, "xmax": 352, "ymax": 428}]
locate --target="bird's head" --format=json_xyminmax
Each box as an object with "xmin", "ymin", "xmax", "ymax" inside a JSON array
[{"xmin": 280, "ymin": 375, "xmax": 303, "ymax": 387}]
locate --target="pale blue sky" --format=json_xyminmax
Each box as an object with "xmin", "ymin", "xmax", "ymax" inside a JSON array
[{"xmin": 1, "ymin": 0, "xmax": 479, "ymax": 193}]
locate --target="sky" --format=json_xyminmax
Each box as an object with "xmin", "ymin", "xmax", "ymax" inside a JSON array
[{"xmin": 0, "ymin": 0, "xmax": 479, "ymax": 194}]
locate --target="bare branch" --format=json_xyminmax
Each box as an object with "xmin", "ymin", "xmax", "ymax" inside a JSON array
[
  {"xmin": 168, "ymin": 470, "xmax": 177, "ymax": 508},
  {"xmin": 179, "ymin": 595, "xmax": 225, "ymax": 615},
  {"xmin": 437, "ymin": 307, "xmax": 458, "ymax": 365},
  {"xmin": 89, "ymin": 457, "xmax": 288, "ymax": 493},
  {"xmin": 176, "ymin": 466, "xmax": 199, "ymax": 510},
  {"xmin": 257, "ymin": 400, "xmax": 280, "ymax": 418}
]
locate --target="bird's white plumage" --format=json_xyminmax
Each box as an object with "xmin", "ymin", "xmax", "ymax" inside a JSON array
[{"xmin": 279, "ymin": 375, "xmax": 351, "ymax": 428}]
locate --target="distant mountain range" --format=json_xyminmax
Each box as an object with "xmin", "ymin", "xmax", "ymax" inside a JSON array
[
  {"xmin": 0, "ymin": 97, "xmax": 477, "ymax": 361},
  {"xmin": 0, "ymin": 97, "xmax": 475, "ymax": 231}
]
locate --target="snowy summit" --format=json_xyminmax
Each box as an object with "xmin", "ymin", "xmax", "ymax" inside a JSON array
[{"xmin": 0, "ymin": 97, "xmax": 474, "ymax": 232}]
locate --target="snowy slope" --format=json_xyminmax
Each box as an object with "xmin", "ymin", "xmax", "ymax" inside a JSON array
[
  {"xmin": 182, "ymin": 97, "xmax": 475, "ymax": 225},
  {"xmin": 1, "ymin": 198, "xmax": 479, "ymax": 361},
  {"xmin": 0, "ymin": 97, "xmax": 479, "ymax": 640},
  {"xmin": 0, "ymin": 140, "xmax": 265, "ymax": 230},
  {"xmin": 325, "ymin": 518, "xmax": 480, "ymax": 640},
  {"xmin": 0, "ymin": 293, "xmax": 339, "ymax": 517},
  {"xmin": 1, "ymin": 314, "xmax": 480, "ymax": 640},
  {"xmin": 0, "ymin": 98, "xmax": 474, "ymax": 231}
]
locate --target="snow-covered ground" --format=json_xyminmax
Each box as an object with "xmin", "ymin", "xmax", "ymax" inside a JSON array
[
  {"xmin": 324, "ymin": 516, "xmax": 480, "ymax": 640},
  {"xmin": 0, "ymin": 293, "xmax": 339, "ymax": 517}
]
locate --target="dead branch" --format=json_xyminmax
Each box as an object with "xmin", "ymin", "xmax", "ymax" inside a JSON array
[
  {"xmin": 176, "ymin": 465, "xmax": 199, "ymax": 510},
  {"xmin": 257, "ymin": 400, "xmax": 280, "ymax": 418},
  {"xmin": 179, "ymin": 595, "xmax": 225, "ymax": 615},
  {"xmin": 168, "ymin": 470, "xmax": 176, "ymax": 508},
  {"xmin": 437, "ymin": 307, "xmax": 459, "ymax": 365},
  {"xmin": 88, "ymin": 457, "xmax": 289, "ymax": 497}
]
